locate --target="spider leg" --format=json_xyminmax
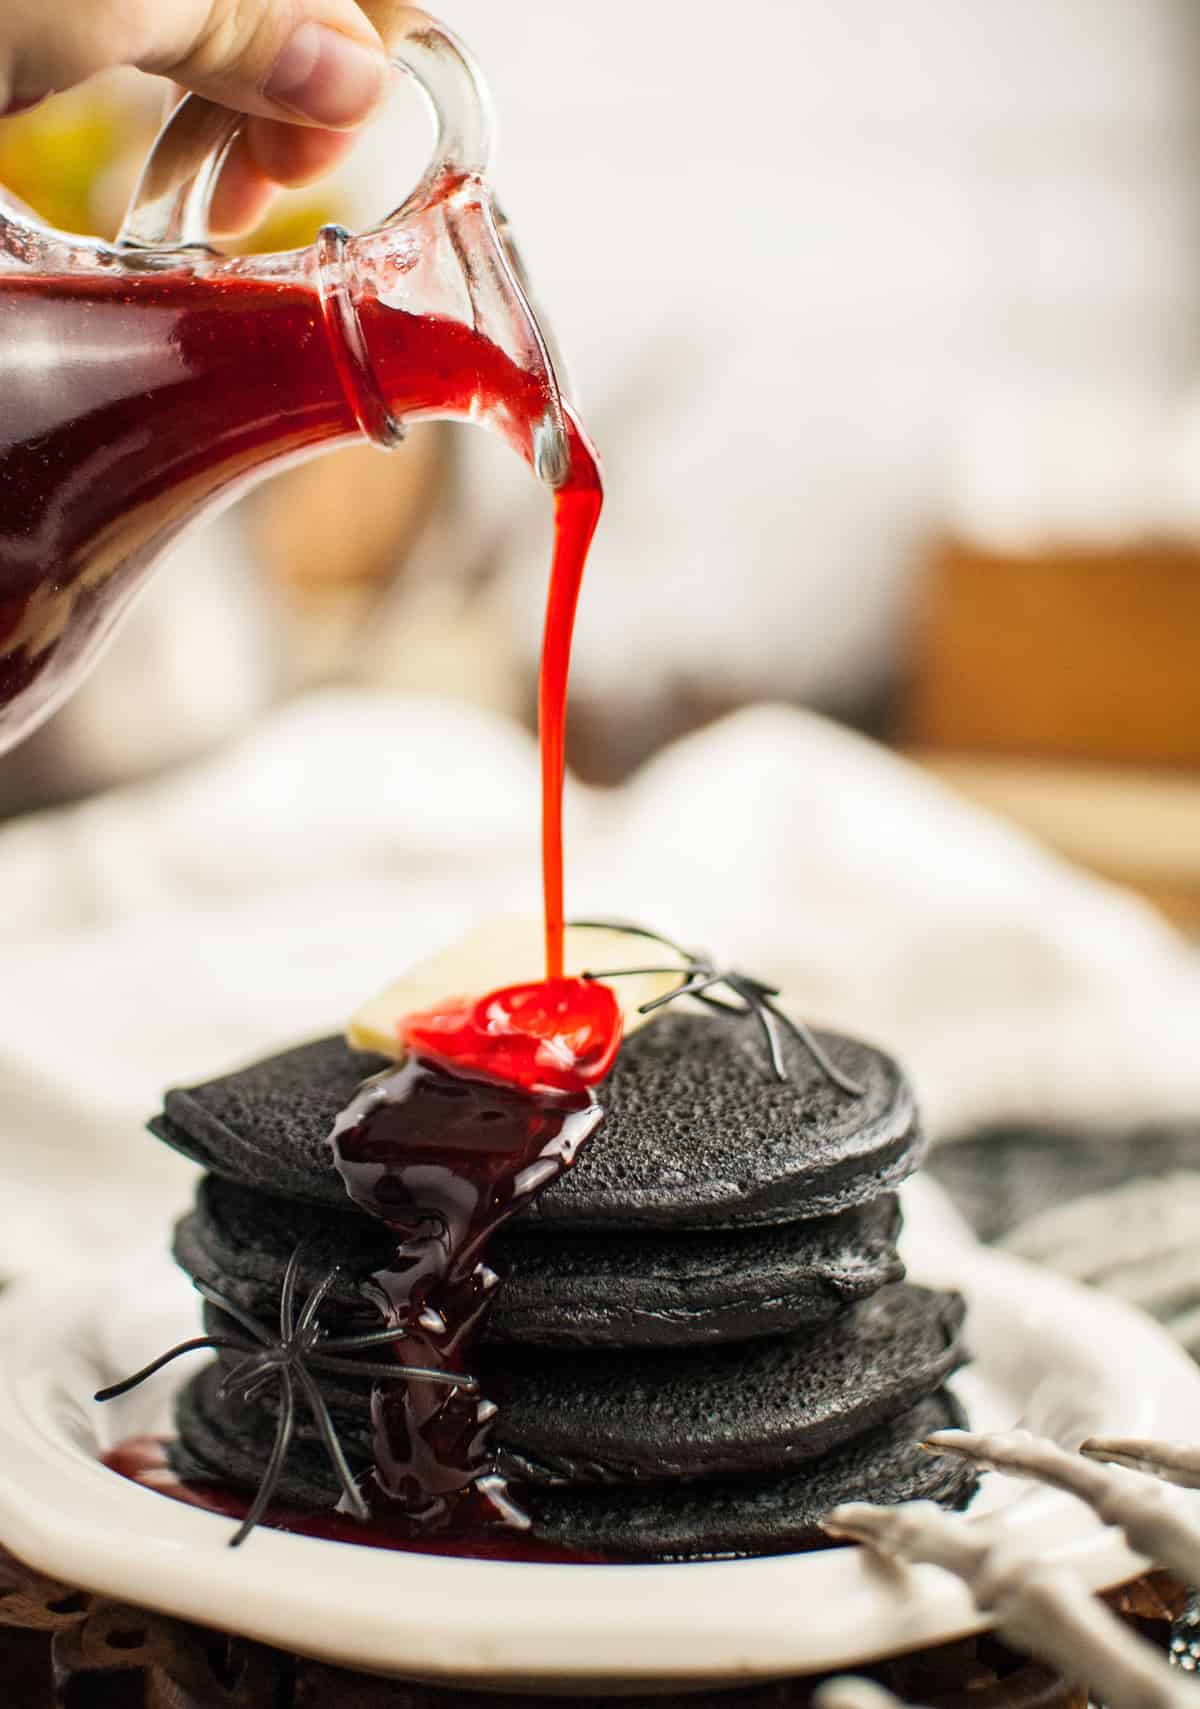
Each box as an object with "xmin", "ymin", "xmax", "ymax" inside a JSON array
[
  {"xmin": 744, "ymin": 988, "xmax": 788, "ymax": 1080},
  {"xmin": 218, "ymin": 1351, "xmax": 275, "ymax": 1402},
  {"xmin": 1082, "ymin": 1436, "xmax": 1200, "ymax": 1489},
  {"xmin": 692, "ymin": 990, "xmax": 751, "ymax": 1015},
  {"xmin": 679, "ymin": 973, "xmax": 734, "ymax": 998},
  {"xmin": 644, "ymin": 971, "xmax": 742, "ymax": 1016},
  {"xmin": 193, "ymin": 1279, "xmax": 273, "ymax": 1347},
  {"xmin": 279, "ymin": 1245, "xmax": 305, "ymax": 1341},
  {"xmin": 761, "ymin": 998, "xmax": 865, "ymax": 1097},
  {"xmin": 637, "ymin": 972, "xmax": 725, "ymax": 1015},
  {"xmin": 581, "ymin": 964, "xmax": 696, "ymax": 981},
  {"xmin": 309, "ymin": 1352, "xmax": 479, "ymax": 1389},
  {"xmin": 294, "ymin": 1365, "xmax": 370, "ymax": 1521},
  {"xmin": 241, "ymin": 1369, "xmax": 283, "ymax": 1407},
  {"xmin": 575, "ymin": 922, "xmax": 870, "ymax": 1096},
  {"xmin": 315, "ymin": 1324, "xmax": 420, "ymax": 1354},
  {"xmin": 295, "ymin": 1265, "xmax": 342, "ymax": 1340},
  {"xmin": 94, "ymin": 1336, "xmax": 245, "ymax": 1403},
  {"xmin": 229, "ymin": 1368, "xmax": 295, "ymax": 1547}
]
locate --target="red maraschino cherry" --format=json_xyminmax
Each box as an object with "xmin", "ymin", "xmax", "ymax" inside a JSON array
[{"xmin": 398, "ymin": 977, "xmax": 623, "ymax": 1095}]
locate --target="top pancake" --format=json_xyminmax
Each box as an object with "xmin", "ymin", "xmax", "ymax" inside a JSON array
[{"xmin": 152, "ymin": 1011, "xmax": 921, "ymax": 1231}]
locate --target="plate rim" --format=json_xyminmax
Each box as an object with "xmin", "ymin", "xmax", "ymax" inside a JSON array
[{"xmin": 1, "ymin": 1240, "xmax": 1198, "ymax": 1689}]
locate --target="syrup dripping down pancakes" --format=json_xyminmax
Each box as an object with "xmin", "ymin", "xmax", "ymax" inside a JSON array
[{"xmin": 142, "ymin": 948, "xmax": 977, "ymax": 1560}]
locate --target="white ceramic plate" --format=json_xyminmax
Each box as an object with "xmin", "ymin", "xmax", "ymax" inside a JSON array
[{"xmin": 2, "ymin": 1184, "xmax": 1200, "ymax": 1695}]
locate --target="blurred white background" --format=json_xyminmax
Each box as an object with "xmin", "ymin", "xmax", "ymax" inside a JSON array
[
  {"xmin": 1, "ymin": 0, "xmax": 1200, "ymax": 1279},
  {"xmin": 8, "ymin": 0, "xmax": 1200, "ymax": 804},
  {"xmin": 420, "ymin": 0, "xmax": 1200, "ymax": 726}
]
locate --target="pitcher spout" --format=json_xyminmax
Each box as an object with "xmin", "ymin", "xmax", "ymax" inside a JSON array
[{"xmin": 331, "ymin": 172, "xmax": 571, "ymax": 488}]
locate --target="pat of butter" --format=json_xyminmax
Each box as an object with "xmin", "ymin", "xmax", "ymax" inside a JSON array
[{"xmin": 347, "ymin": 919, "xmax": 689, "ymax": 1059}]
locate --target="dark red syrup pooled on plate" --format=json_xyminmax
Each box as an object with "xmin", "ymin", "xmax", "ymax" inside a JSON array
[{"xmin": 102, "ymin": 1437, "xmax": 614, "ymax": 1561}]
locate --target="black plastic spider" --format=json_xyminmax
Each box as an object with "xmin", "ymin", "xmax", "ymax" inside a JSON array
[
  {"xmin": 95, "ymin": 1245, "xmax": 478, "ymax": 1547},
  {"xmin": 573, "ymin": 919, "xmax": 865, "ymax": 1096}
]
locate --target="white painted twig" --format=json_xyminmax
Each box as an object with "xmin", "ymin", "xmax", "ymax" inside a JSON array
[
  {"xmin": 824, "ymin": 1497, "xmax": 1197, "ymax": 1709},
  {"xmin": 929, "ymin": 1429, "xmax": 1200, "ymax": 1587},
  {"xmin": 814, "ymin": 1677, "xmax": 923, "ymax": 1709},
  {"xmin": 1084, "ymin": 1437, "xmax": 1200, "ymax": 1493}
]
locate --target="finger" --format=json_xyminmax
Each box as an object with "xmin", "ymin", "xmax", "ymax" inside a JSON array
[
  {"xmin": 167, "ymin": 90, "xmax": 355, "ymax": 236},
  {"xmin": 165, "ymin": 72, "xmax": 280, "ymax": 235},
  {"xmin": 1, "ymin": 0, "xmax": 387, "ymax": 131},
  {"xmin": 207, "ymin": 131, "xmax": 277, "ymax": 237},
  {"xmin": 241, "ymin": 115, "xmax": 357, "ymax": 188},
  {"xmin": 201, "ymin": 113, "xmax": 356, "ymax": 234},
  {"xmin": 163, "ymin": 1, "xmax": 388, "ymax": 131}
]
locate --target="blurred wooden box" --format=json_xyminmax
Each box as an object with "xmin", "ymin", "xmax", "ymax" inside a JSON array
[
  {"xmin": 905, "ymin": 537, "xmax": 1200, "ymax": 770},
  {"xmin": 904, "ymin": 535, "xmax": 1200, "ymax": 929}
]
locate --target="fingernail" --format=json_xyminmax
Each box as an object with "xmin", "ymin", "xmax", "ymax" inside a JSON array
[{"xmin": 264, "ymin": 22, "xmax": 385, "ymax": 128}]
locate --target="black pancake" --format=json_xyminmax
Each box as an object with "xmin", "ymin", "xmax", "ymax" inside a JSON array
[
  {"xmin": 173, "ymin": 1174, "xmax": 906, "ymax": 1350},
  {"xmin": 185, "ymin": 1282, "xmax": 966, "ymax": 1486},
  {"xmin": 152, "ymin": 1013, "xmax": 921, "ymax": 1230},
  {"xmin": 168, "ymin": 1384, "xmax": 975, "ymax": 1559},
  {"xmin": 482, "ymin": 1284, "xmax": 966, "ymax": 1483},
  {"xmin": 520, "ymin": 1389, "xmax": 978, "ymax": 1559},
  {"xmin": 485, "ymin": 1197, "xmax": 905, "ymax": 1347}
]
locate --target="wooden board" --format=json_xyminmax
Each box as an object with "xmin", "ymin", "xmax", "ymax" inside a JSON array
[{"xmin": 905, "ymin": 538, "xmax": 1200, "ymax": 770}]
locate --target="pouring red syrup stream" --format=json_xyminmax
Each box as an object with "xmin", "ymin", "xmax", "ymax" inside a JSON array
[
  {"xmin": 350, "ymin": 292, "xmax": 604, "ymax": 981},
  {"xmin": 539, "ymin": 481, "xmax": 602, "ymax": 979}
]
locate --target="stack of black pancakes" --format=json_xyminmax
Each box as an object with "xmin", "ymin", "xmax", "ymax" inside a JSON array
[{"xmin": 157, "ymin": 1011, "xmax": 976, "ymax": 1559}]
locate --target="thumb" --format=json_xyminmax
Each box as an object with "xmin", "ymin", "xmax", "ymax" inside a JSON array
[
  {"xmin": 155, "ymin": 0, "xmax": 387, "ymax": 129},
  {"xmin": 1, "ymin": 1, "xmax": 387, "ymax": 130}
]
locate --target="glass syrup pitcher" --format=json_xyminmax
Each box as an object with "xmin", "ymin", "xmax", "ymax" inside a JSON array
[{"xmin": 0, "ymin": 5, "xmax": 583, "ymax": 756}]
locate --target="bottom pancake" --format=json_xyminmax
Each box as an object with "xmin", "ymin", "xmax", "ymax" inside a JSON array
[
  {"xmin": 190, "ymin": 1282, "xmax": 967, "ymax": 1484},
  {"xmin": 521, "ymin": 1389, "xmax": 977, "ymax": 1558},
  {"xmin": 169, "ymin": 1386, "xmax": 974, "ymax": 1560}
]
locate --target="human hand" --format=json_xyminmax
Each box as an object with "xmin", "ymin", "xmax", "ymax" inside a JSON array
[{"xmin": 0, "ymin": 0, "xmax": 388, "ymax": 233}]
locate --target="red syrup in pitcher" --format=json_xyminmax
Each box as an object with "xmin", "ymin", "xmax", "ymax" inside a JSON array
[{"xmin": 0, "ymin": 269, "xmax": 601, "ymax": 975}]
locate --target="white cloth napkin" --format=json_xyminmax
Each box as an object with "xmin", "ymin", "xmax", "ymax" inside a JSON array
[{"xmin": 2, "ymin": 691, "xmax": 1197, "ymax": 1282}]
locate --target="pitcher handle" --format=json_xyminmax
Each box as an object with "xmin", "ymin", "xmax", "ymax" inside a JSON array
[{"xmin": 116, "ymin": 4, "xmax": 492, "ymax": 251}]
